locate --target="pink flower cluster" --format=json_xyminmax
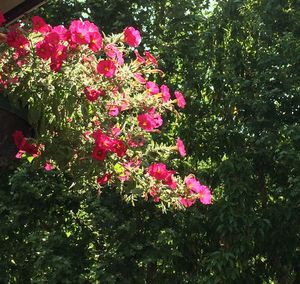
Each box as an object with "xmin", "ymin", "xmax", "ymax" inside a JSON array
[
  {"xmin": 32, "ymin": 17, "xmax": 103, "ymax": 71},
  {"xmin": 2, "ymin": 16, "xmax": 212, "ymax": 210},
  {"xmin": 92, "ymin": 129, "xmax": 127, "ymax": 161},
  {"xmin": 179, "ymin": 175, "xmax": 212, "ymax": 207}
]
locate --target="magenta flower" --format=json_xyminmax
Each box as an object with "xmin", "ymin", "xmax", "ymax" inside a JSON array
[
  {"xmin": 179, "ymin": 197, "xmax": 195, "ymax": 208},
  {"xmin": 52, "ymin": 25, "xmax": 70, "ymax": 41},
  {"xmin": 97, "ymin": 60, "xmax": 116, "ymax": 78},
  {"xmin": 175, "ymin": 91, "xmax": 186, "ymax": 109},
  {"xmin": 134, "ymin": 73, "xmax": 146, "ymax": 84},
  {"xmin": 44, "ymin": 162, "xmax": 55, "ymax": 171},
  {"xmin": 146, "ymin": 81, "xmax": 159, "ymax": 95},
  {"xmin": 89, "ymin": 32, "xmax": 103, "ymax": 52},
  {"xmin": 69, "ymin": 20, "xmax": 90, "ymax": 45},
  {"xmin": 161, "ymin": 85, "xmax": 170, "ymax": 103},
  {"xmin": 176, "ymin": 138, "xmax": 186, "ymax": 157},
  {"xmin": 148, "ymin": 163, "xmax": 169, "ymax": 180},
  {"xmin": 84, "ymin": 87, "xmax": 104, "ymax": 102},
  {"xmin": 137, "ymin": 113, "xmax": 157, "ymax": 131},
  {"xmin": 32, "ymin": 16, "xmax": 51, "ymax": 34},
  {"xmin": 97, "ymin": 173, "xmax": 112, "ymax": 185},
  {"xmin": 123, "ymin": 26, "xmax": 141, "ymax": 47},
  {"xmin": 144, "ymin": 51, "xmax": 158, "ymax": 66}
]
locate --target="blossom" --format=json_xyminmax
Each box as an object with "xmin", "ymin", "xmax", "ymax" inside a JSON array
[
  {"xmin": 138, "ymin": 113, "xmax": 162, "ymax": 131},
  {"xmin": 146, "ymin": 81, "xmax": 159, "ymax": 95},
  {"xmin": 69, "ymin": 20, "xmax": 90, "ymax": 45},
  {"xmin": 134, "ymin": 73, "xmax": 146, "ymax": 84},
  {"xmin": 197, "ymin": 186, "xmax": 212, "ymax": 205},
  {"xmin": 134, "ymin": 50, "xmax": 145, "ymax": 64},
  {"xmin": 35, "ymin": 41, "xmax": 53, "ymax": 60},
  {"xmin": 179, "ymin": 197, "xmax": 195, "ymax": 208},
  {"xmin": 97, "ymin": 173, "xmax": 112, "ymax": 185},
  {"xmin": 89, "ymin": 31, "xmax": 103, "ymax": 52},
  {"xmin": 44, "ymin": 162, "xmax": 55, "ymax": 171},
  {"xmin": 0, "ymin": 10, "xmax": 5, "ymax": 26},
  {"xmin": 12, "ymin": 130, "xmax": 38, "ymax": 156},
  {"xmin": 52, "ymin": 25, "xmax": 70, "ymax": 41},
  {"xmin": 148, "ymin": 163, "xmax": 169, "ymax": 180},
  {"xmin": 51, "ymin": 44, "xmax": 67, "ymax": 63},
  {"xmin": 149, "ymin": 186, "xmax": 160, "ymax": 202},
  {"xmin": 92, "ymin": 146, "xmax": 107, "ymax": 161},
  {"xmin": 6, "ymin": 30, "xmax": 30, "ymax": 55},
  {"xmin": 32, "ymin": 16, "xmax": 51, "ymax": 34},
  {"xmin": 96, "ymin": 60, "xmax": 116, "ymax": 78},
  {"xmin": 184, "ymin": 175, "xmax": 212, "ymax": 205},
  {"xmin": 175, "ymin": 91, "xmax": 186, "ymax": 108},
  {"xmin": 106, "ymin": 104, "xmax": 120, "ymax": 116},
  {"xmin": 176, "ymin": 138, "xmax": 186, "ymax": 157},
  {"xmin": 161, "ymin": 85, "xmax": 170, "ymax": 103},
  {"xmin": 84, "ymin": 86, "xmax": 104, "ymax": 102},
  {"xmin": 123, "ymin": 26, "xmax": 141, "ymax": 47},
  {"xmin": 112, "ymin": 139, "xmax": 127, "ymax": 157},
  {"xmin": 144, "ymin": 51, "xmax": 158, "ymax": 66},
  {"xmin": 105, "ymin": 44, "xmax": 123, "ymax": 65},
  {"xmin": 164, "ymin": 170, "xmax": 177, "ymax": 189}
]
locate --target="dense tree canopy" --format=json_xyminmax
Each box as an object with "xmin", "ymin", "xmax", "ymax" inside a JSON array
[{"xmin": 1, "ymin": 0, "xmax": 300, "ymax": 282}]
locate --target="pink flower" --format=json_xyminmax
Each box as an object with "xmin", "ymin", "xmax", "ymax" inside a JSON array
[
  {"xmin": 175, "ymin": 91, "xmax": 186, "ymax": 108},
  {"xmin": 197, "ymin": 186, "xmax": 212, "ymax": 205},
  {"xmin": 144, "ymin": 51, "xmax": 158, "ymax": 66},
  {"xmin": 123, "ymin": 26, "xmax": 141, "ymax": 47},
  {"xmin": 185, "ymin": 175, "xmax": 201, "ymax": 193},
  {"xmin": 97, "ymin": 173, "xmax": 112, "ymax": 185},
  {"xmin": 96, "ymin": 60, "xmax": 116, "ymax": 78},
  {"xmin": 51, "ymin": 44, "xmax": 67, "ymax": 62},
  {"xmin": 184, "ymin": 175, "xmax": 212, "ymax": 205},
  {"xmin": 0, "ymin": 10, "xmax": 5, "ymax": 27},
  {"xmin": 35, "ymin": 41, "xmax": 53, "ymax": 60},
  {"xmin": 134, "ymin": 73, "xmax": 146, "ymax": 84},
  {"xmin": 138, "ymin": 114, "xmax": 156, "ymax": 131},
  {"xmin": 149, "ymin": 186, "xmax": 160, "ymax": 202},
  {"xmin": 44, "ymin": 162, "xmax": 55, "ymax": 171},
  {"xmin": 179, "ymin": 197, "xmax": 195, "ymax": 208},
  {"xmin": 50, "ymin": 61, "xmax": 62, "ymax": 72},
  {"xmin": 112, "ymin": 139, "xmax": 127, "ymax": 157},
  {"xmin": 137, "ymin": 112, "xmax": 162, "ymax": 132},
  {"xmin": 176, "ymin": 138, "xmax": 186, "ymax": 157},
  {"xmin": 146, "ymin": 81, "xmax": 159, "ymax": 95},
  {"xmin": 6, "ymin": 30, "xmax": 30, "ymax": 54},
  {"xmin": 164, "ymin": 170, "xmax": 177, "ymax": 189},
  {"xmin": 93, "ymin": 130, "xmax": 115, "ymax": 151},
  {"xmin": 92, "ymin": 146, "xmax": 107, "ymax": 161},
  {"xmin": 32, "ymin": 16, "xmax": 51, "ymax": 34},
  {"xmin": 161, "ymin": 85, "xmax": 170, "ymax": 103},
  {"xmin": 111, "ymin": 126, "xmax": 121, "ymax": 136},
  {"xmin": 148, "ymin": 163, "xmax": 169, "ymax": 180},
  {"xmin": 89, "ymin": 32, "xmax": 103, "ymax": 52},
  {"xmin": 12, "ymin": 130, "xmax": 38, "ymax": 156},
  {"xmin": 84, "ymin": 86, "xmax": 104, "ymax": 102},
  {"xmin": 105, "ymin": 44, "xmax": 123, "ymax": 65},
  {"xmin": 134, "ymin": 50, "xmax": 145, "ymax": 64},
  {"xmin": 52, "ymin": 25, "xmax": 70, "ymax": 41},
  {"xmin": 106, "ymin": 104, "xmax": 120, "ymax": 116},
  {"xmin": 69, "ymin": 20, "xmax": 90, "ymax": 45}
]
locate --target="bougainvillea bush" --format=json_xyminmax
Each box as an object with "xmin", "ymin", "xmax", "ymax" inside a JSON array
[{"xmin": 0, "ymin": 12, "xmax": 212, "ymax": 210}]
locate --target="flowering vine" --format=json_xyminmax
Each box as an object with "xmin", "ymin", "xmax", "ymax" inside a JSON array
[{"xmin": 0, "ymin": 11, "xmax": 212, "ymax": 210}]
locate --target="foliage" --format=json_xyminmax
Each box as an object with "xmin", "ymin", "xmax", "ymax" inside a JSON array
[{"xmin": 1, "ymin": 0, "xmax": 300, "ymax": 282}]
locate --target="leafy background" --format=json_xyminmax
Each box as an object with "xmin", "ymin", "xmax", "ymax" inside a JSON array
[{"xmin": 1, "ymin": 0, "xmax": 300, "ymax": 282}]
